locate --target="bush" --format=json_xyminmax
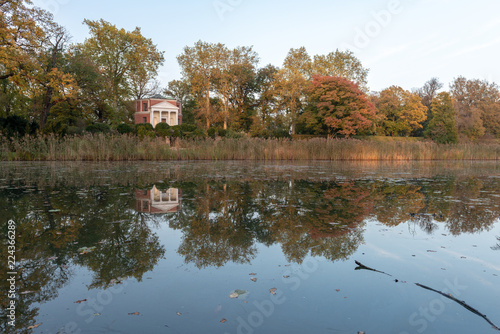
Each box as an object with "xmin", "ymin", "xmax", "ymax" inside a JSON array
[
  {"xmin": 217, "ymin": 128, "xmax": 227, "ymax": 138},
  {"xmin": 170, "ymin": 125, "xmax": 182, "ymax": 138},
  {"xmin": 137, "ymin": 126, "xmax": 156, "ymax": 139},
  {"xmin": 86, "ymin": 123, "xmax": 111, "ymax": 134},
  {"xmin": 135, "ymin": 123, "xmax": 154, "ymax": 134},
  {"xmin": 117, "ymin": 123, "xmax": 134, "ymax": 135},
  {"xmin": 207, "ymin": 127, "xmax": 217, "ymax": 139},
  {"xmin": 155, "ymin": 122, "xmax": 171, "ymax": 137},
  {"xmin": 179, "ymin": 123, "xmax": 198, "ymax": 132},
  {"xmin": 269, "ymin": 128, "xmax": 291, "ymax": 139},
  {"xmin": 207, "ymin": 127, "xmax": 227, "ymax": 139},
  {"xmin": 66, "ymin": 126, "xmax": 84, "ymax": 136},
  {"xmin": 191, "ymin": 128, "xmax": 207, "ymax": 139},
  {"xmin": 0, "ymin": 115, "xmax": 37, "ymax": 138}
]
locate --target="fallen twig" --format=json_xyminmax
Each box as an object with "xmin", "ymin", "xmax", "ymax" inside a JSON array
[{"xmin": 416, "ymin": 283, "xmax": 500, "ymax": 331}]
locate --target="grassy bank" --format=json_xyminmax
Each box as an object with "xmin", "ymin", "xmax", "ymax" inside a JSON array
[{"xmin": 1, "ymin": 134, "xmax": 500, "ymax": 161}]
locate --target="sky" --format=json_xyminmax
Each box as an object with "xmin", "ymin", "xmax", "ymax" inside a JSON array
[{"xmin": 32, "ymin": 0, "xmax": 500, "ymax": 93}]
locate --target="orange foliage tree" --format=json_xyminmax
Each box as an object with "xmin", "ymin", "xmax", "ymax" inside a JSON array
[{"xmin": 302, "ymin": 75, "xmax": 375, "ymax": 137}]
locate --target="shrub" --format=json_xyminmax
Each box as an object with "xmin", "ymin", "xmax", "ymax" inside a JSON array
[
  {"xmin": 86, "ymin": 123, "xmax": 110, "ymax": 134},
  {"xmin": 117, "ymin": 123, "xmax": 134, "ymax": 135},
  {"xmin": 0, "ymin": 115, "xmax": 37, "ymax": 138},
  {"xmin": 135, "ymin": 123, "xmax": 154, "ymax": 134},
  {"xmin": 170, "ymin": 125, "xmax": 182, "ymax": 138},
  {"xmin": 207, "ymin": 127, "xmax": 217, "ymax": 139},
  {"xmin": 217, "ymin": 128, "xmax": 227, "ymax": 138},
  {"xmin": 155, "ymin": 122, "xmax": 171, "ymax": 137},
  {"xmin": 137, "ymin": 126, "xmax": 156, "ymax": 139},
  {"xmin": 66, "ymin": 126, "xmax": 84, "ymax": 136},
  {"xmin": 192, "ymin": 128, "xmax": 207, "ymax": 139},
  {"xmin": 179, "ymin": 123, "xmax": 197, "ymax": 132}
]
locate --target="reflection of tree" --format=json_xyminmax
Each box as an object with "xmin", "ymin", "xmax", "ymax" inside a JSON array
[
  {"xmin": 374, "ymin": 183, "xmax": 425, "ymax": 226},
  {"xmin": 77, "ymin": 214, "xmax": 165, "ymax": 289},
  {"xmin": 174, "ymin": 182, "xmax": 258, "ymax": 268},
  {"xmin": 492, "ymin": 237, "xmax": 500, "ymax": 251},
  {"xmin": 0, "ymin": 181, "xmax": 165, "ymax": 333},
  {"xmin": 445, "ymin": 178, "xmax": 499, "ymax": 235}
]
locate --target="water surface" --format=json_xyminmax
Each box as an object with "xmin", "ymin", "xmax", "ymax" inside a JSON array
[{"xmin": 1, "ymin": 161, "xmax": 499, "ymax": 334}]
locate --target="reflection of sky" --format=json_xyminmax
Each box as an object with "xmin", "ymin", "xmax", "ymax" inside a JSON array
[{"xmin": 32, "ymin": 0, "xmax": 500, "ymax": 91}]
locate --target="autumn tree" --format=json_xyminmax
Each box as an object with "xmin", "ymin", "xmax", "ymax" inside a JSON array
[
  {"xmin": 211, "ymin": 45, "xmax": 259, "ymax": 130},
  {"xmin": 177, "ymin": 41, "xmax": 225, "ymax": 128},
  {"xmin": 416, "ymin": 78, "xmax": 443, "ymax": 136},
  {"xmin": 33, "ymin": 18, "xmax": 78, "ymax": 129},
  {"xmin": 251, "ymin": 64, "xmax": 278, "ymax": 136},
  {"xmin": 303, "ymin": 75, "xmax": 375, "ymax": 137},
  {"xmin": 417, "ymin": 78, "xmax": 443, "ymax": 110},
  {"xmin": 450, "ymin": 77, "xmax": 500, "ymax": 140},
  {"xmin": 165, "ymin": 78, "xmax": 197, "ymax": 124},
  {"xmin": 78, "ymin": 19, "xmax": 164, "ymax": 124},
  {"xmin": 312, "ymin": 50, "xmax": 369, "ymax": 92},
  {"xmin": 0, "ymin": 0, "xmax": 45, "ymax": 82},
  {"xmin": 273, "ymin": 47, "xmax": 311, "ymax": 134},
  {"xmin": 374, "ymin": 86, "xmax": 427, "ymax": 137},
  {"xmin": 226, "ymin": 46, "xmax": 259, "ymax": 131},
  {"xmin": 424, "ymin": 92, "xmax": 458, "ymax": 144}
]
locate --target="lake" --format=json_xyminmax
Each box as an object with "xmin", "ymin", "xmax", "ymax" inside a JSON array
[{"xmin": 1, "ymin": 161, "xmax": 499, "ymax": 334}]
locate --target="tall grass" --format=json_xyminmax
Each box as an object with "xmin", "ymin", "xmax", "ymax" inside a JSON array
[{"xmin": 1, "ymin": 134, "xmax": 500, "ymax": 161}]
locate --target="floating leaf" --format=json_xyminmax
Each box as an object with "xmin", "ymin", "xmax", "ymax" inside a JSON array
[
  {"xmin": 78, "ymin": 246, "xmax": 96, "ymax": 255},
  {"xmin": 336, "ymin": 289, "xmax": 340, "ymax": 292},
  {"xmin": 269, "ymin": 288, "xmax": 277, "ymax": 295},
  {"xmin": 176, "ymin": 312, "xmax": 182, "ymax": 316},
  {"xmin": 283, "ymin": 275, "xmax": 290, "ymax": 279},
  {"xmin": 249, "ymin": 273, "xmax": 257, "ymax": 276},
  {"xmin": 220, "ymin": 318, "xmax": 227, "ymax": 323},
  {"xmin": 27, "ymin": 324, "xmax": 42, "ymax": 329},
  {"xmin": 250, "ymin": 278, "xmax": 257, "ymax": 282},
  {"xmin": 128, "ymin": 312, "xmax": 140, "ymax": 316},
  {"xmin": 229, "ymin": 290, "xmax": 249, "ymax": 299},
  {"xmin": 74, "ymin": 299, "xmax": 87, "ymax": 304}
]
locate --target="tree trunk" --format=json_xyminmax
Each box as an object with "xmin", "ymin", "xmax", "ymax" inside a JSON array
[
  {"xmin": 205, "ymin": 88, "xmax": 210, "ymax": 129},
  {"xmin": 40, "ymin": 87, "xmax": 53, "ymax": 129}
]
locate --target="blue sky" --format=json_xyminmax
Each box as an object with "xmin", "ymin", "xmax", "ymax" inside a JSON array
[{"xmin": 32, "ymin": 0, "xmax": 500, "ymax": 92}]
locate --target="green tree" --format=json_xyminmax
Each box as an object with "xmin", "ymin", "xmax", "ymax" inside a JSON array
[
  {"xmin": 273, "ymin": 47, "xmax": 312, "ymax": 134},
  {"xmin": 312, "ymin": 50, "xmax": 369, "ymax": 92},
  {"xmin": 251, "ymin": 64, "xmax": 278, "ymax": 136},
  {"xmin": 78, "ymin": 19, "xmax": 164, "ymax": 124},
  {"xmin": 424, "ymin": 92, "xmax": 458, "ymax": 144},
  {"xmin": 416, "ymin": 78, "xmax": 443, "ymax": 136}
]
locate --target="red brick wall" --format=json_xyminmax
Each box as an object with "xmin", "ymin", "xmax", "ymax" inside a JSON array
[{"xmin": 134, "ymin": 113, "xmax": 150, "ymax": 125}]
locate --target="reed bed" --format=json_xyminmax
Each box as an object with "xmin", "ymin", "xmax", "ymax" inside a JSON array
[{"xmin": 1, "ymin": 134, "xmax": 500, "ymax": 161}]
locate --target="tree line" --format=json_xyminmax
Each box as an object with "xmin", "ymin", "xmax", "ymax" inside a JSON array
[{"xmin": 2, "ymin": 0, "xmax": 500, "ymax": 143}]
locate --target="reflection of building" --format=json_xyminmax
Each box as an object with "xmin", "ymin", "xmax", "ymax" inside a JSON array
[{"xmin": 135, "ymin": 186, "xmax": 182, "ymax": 213}]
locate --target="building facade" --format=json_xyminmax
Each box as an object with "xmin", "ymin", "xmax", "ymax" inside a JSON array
[{"xmin": 134, "ymin": 96, "xmax": 182, "ymax": 127}]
